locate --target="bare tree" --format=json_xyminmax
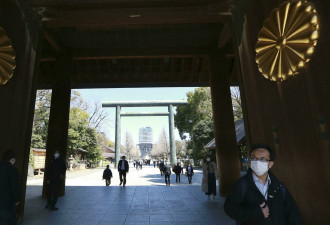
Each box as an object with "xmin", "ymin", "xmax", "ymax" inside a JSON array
[
  {"xmin": 158, "ymin": 127, "xmax": 170, "ymax": 159},
  {"xmin": 122, "ymin": 131, "xmax": 135, "ymax": 160},
  {"xmin": 131, "ymin": 145, "xmax": 141, "ymax": 160},
  {"xmin": 87, "ymin": 101, "xmax": 109, "ymax": 132},
  {"xmin": 231, "ymin": 86, "xmax": 243, "ymax": 121}
]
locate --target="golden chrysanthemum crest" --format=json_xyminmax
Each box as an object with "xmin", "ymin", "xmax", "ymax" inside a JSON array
[
  {"xmin": 0, "ymin": 27, "xmax": 16, "ymax": 85},
  {"xmin": 255, "ymin": 0, "xmax": 320, "ymax": 81}
]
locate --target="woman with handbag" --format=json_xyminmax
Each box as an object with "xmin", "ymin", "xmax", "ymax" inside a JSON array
[{"xmin": 185, "ymin": 163, "xmax": 194, "ymax": 184}]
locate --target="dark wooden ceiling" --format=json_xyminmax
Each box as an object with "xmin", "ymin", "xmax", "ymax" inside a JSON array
[{"xmin": 26, "ymin": 0, "xmax": 236, "ymax": 88}]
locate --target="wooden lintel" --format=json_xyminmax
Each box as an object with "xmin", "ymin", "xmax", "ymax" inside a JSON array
[
  {"xmin": 40, "ymin": 47, "xmax": 211, "ymax": 61},
  {"xmin": 41, "ymin": 7, "xmax": 231, "ymax": 28}
]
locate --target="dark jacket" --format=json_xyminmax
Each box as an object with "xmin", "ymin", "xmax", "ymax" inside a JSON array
[
  {"xmin": 163, "ymin": 164, "xmax": 171, "ymax": 175},
  {"xmin": 159, "ymin": 162, "xmax": 165, "ymax": 170},
  {"xmin": 186, "ymin": 166, "xmax": 194, "ymax": 175},
  {"xmin": 173, "ymin": 165, "xmax": 182, "ymax": 174},
  {"xmin": 45, "ymin": 158, "xmax": 66, "ymax": 183},
  {"xmin": 103, "ymin": 168, "xmax": 112, "ymax": 180},
  {"xmin": 118, "ymin": 160, "xmax": 129, "ymax": 172},
  {"xmin": 0, "ymin": 161, "xmax": 19, "ymax": 210},
  {"xmin": 224, "ymin": 169, "xmax": 303, "ymax": 225}
]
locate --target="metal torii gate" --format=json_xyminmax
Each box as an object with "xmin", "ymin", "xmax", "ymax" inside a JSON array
[{"xmin": 102, "ymin": 100, "xmax": 187, "ymax": 167}]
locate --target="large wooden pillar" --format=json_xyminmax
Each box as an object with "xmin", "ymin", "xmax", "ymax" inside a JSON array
[
  {"xmin": 42, "ymin": 55, "xmax": 72, "ymax": 197},
  {"xmin": 209, "ymin": 53, "xmax": 240, "ymax": 196},
  {"xmin": 0, "ymin": 1, "xmax": 42, "ymax": 221}
]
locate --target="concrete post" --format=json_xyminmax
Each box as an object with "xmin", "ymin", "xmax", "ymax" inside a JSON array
[
  {"xmin": 168, "ymin": 104, "xmax": 176, "ymax": 164},
  {"xmin": 115, "ymin": 105, "xmax": 121, "ymax": 168}
]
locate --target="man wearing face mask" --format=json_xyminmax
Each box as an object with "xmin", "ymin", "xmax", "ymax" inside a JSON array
[
  {"xmin": 224, "ymin": 144, "xmax": 303, "ymax": 225},
  {"xmin": 0, "ymin": 150, "xmax": 19, "ymax": 225},
  {"xmin": 45, "ymin": 150, "xmax": 66, "ymax": 211}
]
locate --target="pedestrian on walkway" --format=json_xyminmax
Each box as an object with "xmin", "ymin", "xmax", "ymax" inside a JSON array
[
  {"xmin": 102, "ymin": 165, "xmax": 112, "ymax": 186},
  {"xmin": 45, "ymin": 150, "xmax": 66, "ymax": 211},
  {"xmin": 133, "ymin": 160, "xmax": 136, "ymax": 168},
  {"xmin": 139, "ymin": 160, "xmax": 143, "ymax": 170},
  {"xmin": 153, "ymin": 161, "xmax": 156, "ymax": 168},
  {"xmin": 159, "ymin": 160, "xmax": 165, "ymax": 176},
  {"xmin": 202, "ymin": 155, "xmax": 217, "ymax": 200},
  {"xmin": 118, "ymin": 156, "xmax": 129, "ymax": 186},
  {"xmin": 186, "ymin": 163, "xmax": 194, "ymax": 184},
  {"xmin": 224, "ymin": 144, "xmax": 303, "ymax": 225},
  {"xmin": 164, "ymin": 162, "xmax": 172, "ymax": 186},
  {"xmin": 173, "ymin": 163, "xmax": 182, "ymax": 183},
  {"xmin": 0, "ymin": 150, "xmax": 19, "ymax": 225}
]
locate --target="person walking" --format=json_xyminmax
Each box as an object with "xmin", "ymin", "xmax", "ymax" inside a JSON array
[
  {"xmin": 163, "ymin": 162, "xmax": 172, "ymax": 186},
  {"xmin": 173, "ymin": 163, "xmax": 182, "ymax": 183},
  {"xmin": 118, "ymin": 156, "xmax": 129, "ymax": 186},
  {"xmin": 0, "ymin": 150, "xmax": 19, "ymax": 225},
  {"xmin": 202, "ymin": 155, "xmax": 217, "ymax": 200},
  {"xmin": 133, "ymin": 160, "xmax": 136, "ymax": 168},
  {"xmin": 45, "ymin": 150, "xmax": 66, "ymax": 211},
  {"xmin": 102, "ymin": 165, "xmax": 112, "ymax": 186},
  {"xmin": 159, "ymin": 160, "xmax": 165, "ymax": 176},
  {"xmin": 224, "ymin": 144, "xmax": 303, "ymax": 225},
  {"xmin": 186, "ymin": 163, "xmax": 194, "ymax": 184}
]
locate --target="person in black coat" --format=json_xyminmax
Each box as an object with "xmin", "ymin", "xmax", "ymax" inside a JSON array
[
  {"xmin": 186, "ymin": 163, "xmax": 194, "ymax": 184},
  {"xmin": 45, "ymin": 150, "xmax": 66, "ymax": 211},
  {"xmin": 172, "ymin": 163, "xmax": 182, "ymax": 183},
  {"xmin": 159, "ymin": 160, "xmax": 165, "ymax": 176},
  {"xmin": 163, "ymin": 162, "xmax": 172, "ymax": 186},
  {"xmin": 118, "ymin": 156, "xmax": 129, "ymax": 186},
  {"xmin": 0, "ymin": 150, "xmax": 19, "ymax": 225},
  {"xmin": 224, "ymin": 144, "xmax": 303, "ymax": 225},
  {"xmin": 103, "ymin": 165, "xmax": 112, "ymax": 186}
]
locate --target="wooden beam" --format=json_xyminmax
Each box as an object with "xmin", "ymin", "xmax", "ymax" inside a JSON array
[
  {"xmin": 40, "ymin": 47, "xmax": 212, "ymax": 61},
  {"xmin": 28, "ymin": 0, "xmax": 226, "ymax": 10},
  {"xmin": 41, "ymin": 7, "xmax": 231, "ymax": 28}
]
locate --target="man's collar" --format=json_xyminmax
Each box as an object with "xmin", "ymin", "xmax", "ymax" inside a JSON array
[{"xmin": 252, "ymin": 172, "xmax": 271, "ymax": 185}]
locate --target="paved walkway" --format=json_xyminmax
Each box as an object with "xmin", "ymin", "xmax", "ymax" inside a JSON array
[{"xmin": 22, "ymin": 165, "xmax": 235, "ymax": 225}]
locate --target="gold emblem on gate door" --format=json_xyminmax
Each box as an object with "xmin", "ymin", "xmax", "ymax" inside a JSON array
[
  {"xmin": 255, "ymin": 1, "xmax": 320, "ymax": 81},
  {"xmin": 0, "ymin": 27, "xmax": 16, "ymax": 85}
]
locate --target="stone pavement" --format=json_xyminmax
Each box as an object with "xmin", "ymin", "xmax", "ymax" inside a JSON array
[{"xmin": 22, "ymin": 165, "xmax": 235, "ymax": 225}]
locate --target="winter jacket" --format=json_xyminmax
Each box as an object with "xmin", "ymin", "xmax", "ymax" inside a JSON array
[
  {"xmin": 45, "ymin": 158, "xmax": 66, "ymax": 183},
  {"xmin": 224, "ymin": 169, "xmax": 303, "ymax": 225},
  {"xmin": 103, "ymin": 168, "xmax": 112, "ymax": 180},
  {"xmin": 186, "ymin": 166, "xmax": 194, "ymax": 175},
  {"xmin": 163, "ymin": 164, "xmax": 172, "ymax": 175},
  {"xmin": 173, "ymin": 165, "xmax": 182, "ymax": 174},
  {"xmin": 0, "ymin": 161, "xmax": 19, "ymax": 210}
]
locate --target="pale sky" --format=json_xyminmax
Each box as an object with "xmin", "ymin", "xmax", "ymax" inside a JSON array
[{"xmin": 75, "ymin": 87, "xmax": 197, "ymax": 145}]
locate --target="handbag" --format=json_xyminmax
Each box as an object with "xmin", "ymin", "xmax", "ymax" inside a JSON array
[{"xmin": 184, "ymin": 171, "xmax": 188, "ymax": 177}]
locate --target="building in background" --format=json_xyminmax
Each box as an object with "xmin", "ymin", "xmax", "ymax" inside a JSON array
[{"xmin": 138, "ymin": 127, "xmax": 153, "ymax": 159}]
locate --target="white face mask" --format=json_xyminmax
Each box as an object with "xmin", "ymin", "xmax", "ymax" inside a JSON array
[
  {"xmin": 11, "ymin": 159, "xmax": 15, "ymax": 165},
  {"xmin": 250, "ymin": 161, "xmax": 269, "ymax": 176},
  {"xmin": 54, "ymin": 153, "xmax": 59, "ymax": 158},
  {"xmin": 206, "ymin": 158, "xmax": 210, "ymax": 162}
]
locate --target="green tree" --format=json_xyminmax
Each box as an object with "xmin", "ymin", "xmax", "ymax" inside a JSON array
[
  {"xmin": 175, "ymin": 87, "xmax": 213, "ymax": 137},
  {"xmin": 175, "ymin": 87, "xmax": 214, "ymax": 160},
  {"xmin": 31, "ymin": 90, "xmax": 52, "ymax": 149}
]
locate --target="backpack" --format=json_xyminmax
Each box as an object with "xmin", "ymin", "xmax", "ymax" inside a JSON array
[{"xmin": 236, "ymin": 176, "xmax": 286, "ymax": 225}]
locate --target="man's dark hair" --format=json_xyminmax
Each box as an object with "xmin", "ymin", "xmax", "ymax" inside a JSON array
[
  {"xmin": 106, "ymin": 165, "xmax": 109, "ymax": 168},
  {"xmin": 251, "ymin": 144, "xmax": 275, "ymax": 161},
  {"xmin": 2, "ymin": 150, "xmax": 16, "ymax": 161}
]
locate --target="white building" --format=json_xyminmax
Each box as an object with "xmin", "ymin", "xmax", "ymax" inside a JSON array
[{"xmin": 138, "ymin": 127, "xmax": 153, "ymax": 159}]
